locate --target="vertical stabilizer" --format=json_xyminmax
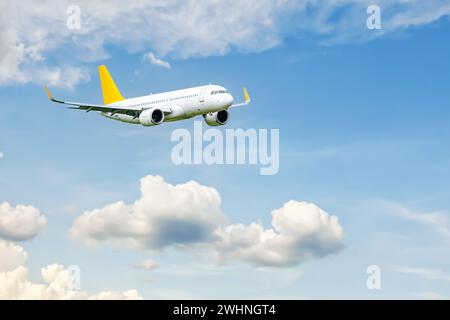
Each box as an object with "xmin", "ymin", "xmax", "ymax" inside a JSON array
[{"xmin": 98, "ymin": 65, "xmax": 124, "ymax": 105}]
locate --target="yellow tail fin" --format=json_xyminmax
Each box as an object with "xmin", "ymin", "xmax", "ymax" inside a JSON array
[
  {"xmin": 243, "ymin": 87, "xmax": 250, "ymax": 103},
  {"xmin": 98, "ymin": 65, "xmax": 124, "ymax": 105}
]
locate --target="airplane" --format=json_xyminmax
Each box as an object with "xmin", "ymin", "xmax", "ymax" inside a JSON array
[{"xmin": 44, "ymin": 65, "xmax": 250, "ymax": 126}]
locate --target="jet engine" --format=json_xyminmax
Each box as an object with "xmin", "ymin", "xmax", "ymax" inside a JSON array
[
  {"xmin": 139, "ymin": 108, "xmax": 164, "ymax": 126},
  {"xmin": 204, "ymin": 110, "xmax": 229, "ymax": 126}
]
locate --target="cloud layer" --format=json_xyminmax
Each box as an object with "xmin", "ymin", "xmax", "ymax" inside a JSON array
[
  {"xmin": 2, "ymin": 0, "xmax": 450, "ymax": 87},
  {"xmin": 70, "ymin": 175, "xmax": 344, "ymax": 267},
  {"xmin": 0, "ymin": 202, "xmax": 46, "ymax": 241}
]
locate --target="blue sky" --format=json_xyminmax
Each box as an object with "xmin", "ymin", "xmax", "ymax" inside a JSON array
[{"xmin": 1, "ymin": 1, "xmax": 450, "ymax": 299}]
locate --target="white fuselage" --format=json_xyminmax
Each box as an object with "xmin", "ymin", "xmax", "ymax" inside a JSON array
[{"xmin": 101, "ymin": 84, "xmax": 234, "ymax": 124}]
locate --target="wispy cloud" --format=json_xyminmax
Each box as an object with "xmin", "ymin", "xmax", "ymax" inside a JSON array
[
  {"xmin": 381, "ymin": 200, "xmax": 450, "ymax": 240},
  {"xmin": 134, "ymin": 259, "xmax": 157, "ymax": 271},
  {"xmin": 395, "ymin": 266, "xmax": 450, "ymax": 282},
  {"xmin": 143, "ymin": 52, "xmax": 171, "ymax": 69},
  {"xmin": 415, "ymin": 292, "xmax": 444, "ymax": 300}
]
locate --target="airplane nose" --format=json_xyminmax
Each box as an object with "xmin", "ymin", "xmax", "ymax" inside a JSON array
[{"xmin": 227, "ymin": 94, "xmax": 234, "ymax": 106}]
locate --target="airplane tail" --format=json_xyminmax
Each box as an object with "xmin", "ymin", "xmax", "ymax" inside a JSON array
[{"xmin": 98, "ymin": 65, "xmax": 125, "ymax": 105}]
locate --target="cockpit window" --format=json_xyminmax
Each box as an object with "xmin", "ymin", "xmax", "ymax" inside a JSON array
[{"xmin": 211, "ymin": 89, "xmax": 229, "ymax": 95}]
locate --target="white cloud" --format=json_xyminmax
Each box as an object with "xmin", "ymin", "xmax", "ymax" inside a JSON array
[
  {"xmin": 0, "ymin": 263, "xmax": 142, "ymax": 300},
  {"xmin": 70, "ymin": 175, "xmax": 344, "ymax": 267},
  {"xmin": 386, "ymin": 1, "xmax": 450, "ymax": 29},
  {"xmin": 34, "ymin": 65, "xmax": 90, "ymax": 90},
  {"xmin": 0, "ymin": 226, "xmax": 141, "ymax": 299},
  {"xmin": 88, "ymin": 289, "xmax": 142, "ymax": 300},
  {"xmin": 0, "ymin": 1, "xmax": 89, "ymax": 89},
  {"xmin": 134, "ymin": 259, "xmax": 157, "ymax": 271},
  {"xmin": 211, "ymin": 200, "xmax": 344, "ymax": 267},
  {"xmin": 0, "ymin": 202, "xmax": 46, "ymax": 241},
  {"xmin": 0, "ymin": 240, "xmax": 27, "ymax": 272},
  {"xmin": 0, "ymin": 152, "xmax": 3, "ymax": 160},
  {"xmin": 143, "ymin": 52, "xmax": 171, "ymax": 69},
  {"xmin": 0, "ymin": 0, "xmax": 295, "ymax": 87},
  {"xmin": 70, "ymin": 175, "xmax": 226, "ymax": 250},
  {"xmin": 2, "ymin": 1, "xmax": 450, "ymax": 87}
]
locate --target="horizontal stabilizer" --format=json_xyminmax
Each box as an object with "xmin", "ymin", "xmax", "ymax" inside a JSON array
[{"xmin": 44, "ymin": 85, "xmax": 141, "ymax": 115}]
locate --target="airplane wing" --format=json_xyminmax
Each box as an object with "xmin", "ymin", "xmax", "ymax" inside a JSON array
[
  {"xmin": 44, "ymin": 86, "xmax": 143, "ymax": 115},
  {"xmin": 230, "ymin": 87, "xmax": 251, "ymax": 108}
]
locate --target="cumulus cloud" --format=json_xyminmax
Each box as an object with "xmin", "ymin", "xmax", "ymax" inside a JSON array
[
  {"xmin": 0, "ymin": 240, "xmax": 27, "ymax": 272},
  {"xmin": 143, "ymin": 52, "xmax": 171, "ymax": 69},
  {"xmin": 211, "ymin": 201, "xmax": 344, "ymax": 267},
  {"xmin": 0, "ymin": 239, "xmax": 141, "ymax": 299},
  {"xmin": 70, "ymin": 175, "xmax": 344, "ymax": 267},
  {"xmin": 2, "ymin": 0, "xmax": 450, "ymax": 87},
  {"xmin": 0, "ymin": 264, "xmax": 142, "ymax": 300},
  {"xmin": 0, "ymin": 202, "xmax": 46, "ymax": 241},
  {"xmin": 70, "ymin": 175, "xmax": 226, "ymax": 250}
]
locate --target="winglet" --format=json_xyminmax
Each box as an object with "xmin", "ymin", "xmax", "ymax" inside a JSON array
[
  {"xmin": 44, "ymin": 85, "xmax": 65, "ymax": 104},
  {"xmin": 44, "ymin": 85, "xmax": 53, "ymax": 100},
  {"xmin": 243, "ymin": 87, "xmax": 250, "ymax": 104},
  {"xmin": 230, "ymin": 86, "xmax": 251, "ymax": 108}
]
